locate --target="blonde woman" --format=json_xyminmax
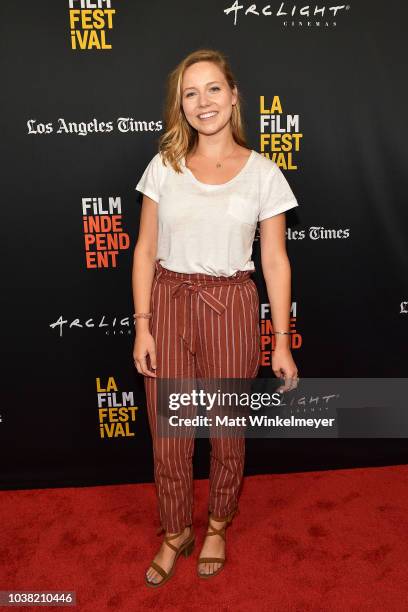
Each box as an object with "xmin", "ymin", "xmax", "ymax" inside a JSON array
[{"xmin": 132, "ymin": 49, "xmax": 299, "ymax": 587}]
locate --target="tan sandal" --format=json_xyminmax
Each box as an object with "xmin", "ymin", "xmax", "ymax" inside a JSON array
[
  {"xmin": 197, "ymin": 508, "xmax": 239, "ymax": 579},
  {"xmin": 145, "ymin": 525, "xmax": 195, "ymax": 588}
]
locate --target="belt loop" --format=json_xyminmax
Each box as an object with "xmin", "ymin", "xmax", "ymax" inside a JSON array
[{"xmin": 155, "ymin": 260, "xmax": 163, "ymax": 281}]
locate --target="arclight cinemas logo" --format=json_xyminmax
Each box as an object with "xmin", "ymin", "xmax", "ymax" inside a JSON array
[
  {"xmin": 50, "ymin": 314, "xmax": 134, "ymax": 337},
  {"xmin": 224, "ymin": 2, "xmax": 351, "ymax": 27}
]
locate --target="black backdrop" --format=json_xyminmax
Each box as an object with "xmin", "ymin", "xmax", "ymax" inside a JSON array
[{"xmin": 2, "ymin": 0, "xmax": 408, "ymax": 489}]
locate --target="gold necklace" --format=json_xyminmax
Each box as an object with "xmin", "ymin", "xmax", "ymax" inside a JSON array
[
  {"xmin": 195, "ymin": 146, "xmax": 239, "ymax": 169},
  {"xmin": 215, "ymin": 149, "xmax": 237, "ymax": 168}
]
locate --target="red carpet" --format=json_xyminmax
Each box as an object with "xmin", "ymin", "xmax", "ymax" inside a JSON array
[{"xmin": 1, "ymin": 465, "xmax": 408, "ymax": 611}]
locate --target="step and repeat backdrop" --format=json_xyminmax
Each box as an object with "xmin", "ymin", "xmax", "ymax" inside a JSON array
[{"xmin": 2, "ymin": 0, "xmax": 408, "ymax": 489}]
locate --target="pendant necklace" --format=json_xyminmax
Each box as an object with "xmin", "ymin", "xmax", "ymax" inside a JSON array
[
  {"xmin": 211, "ymin": 147, "xmax": 238, "ymax": 169},
  {"xmin": 187, "ymin": 147, "xmax": 238, "ymax": 170}
]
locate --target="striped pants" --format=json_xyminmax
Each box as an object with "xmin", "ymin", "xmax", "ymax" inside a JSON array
[{"xmin": 144, "ymin": 261, "xmax": 261, "ymax": 533}]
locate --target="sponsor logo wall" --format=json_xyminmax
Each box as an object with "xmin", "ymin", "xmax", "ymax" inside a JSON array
[{"xmin": 2, "ymin": 0, "xmax": 407, "ymax": 488}]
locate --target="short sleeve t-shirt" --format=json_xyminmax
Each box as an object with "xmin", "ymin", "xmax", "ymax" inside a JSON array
[{"xmin": 135, "ymin": 149, "xmax": 299, "ymax": 277}]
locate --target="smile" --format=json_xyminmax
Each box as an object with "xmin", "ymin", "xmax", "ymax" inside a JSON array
[{"xmin": 198, "ymin": 111, "xmax": 218, "ymax": 120}]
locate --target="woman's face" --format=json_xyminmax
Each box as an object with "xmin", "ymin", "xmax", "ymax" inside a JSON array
[{"xmin": 181, "ymin": 61, "xmax": 237, "ymax": 136}]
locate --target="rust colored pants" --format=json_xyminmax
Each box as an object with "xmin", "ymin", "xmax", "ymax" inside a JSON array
[{"xmin": 144, "ymin": 261, "xmax": 261, "ymax": 533}]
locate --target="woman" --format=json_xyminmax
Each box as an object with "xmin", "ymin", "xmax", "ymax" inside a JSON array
[{"xmin": 132, "ymin": 49, "xmax": 299, "ymax": 587}]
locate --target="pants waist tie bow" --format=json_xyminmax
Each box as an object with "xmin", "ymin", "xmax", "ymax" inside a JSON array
[{"xmin": 157, "ymin": 276, "xmax": 251, "ymax": 355}]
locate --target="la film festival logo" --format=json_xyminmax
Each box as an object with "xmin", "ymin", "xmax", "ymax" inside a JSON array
[
  {"xmin": 259, "ymin": 96, "xmax": 302, "ymax": 169},
  {"xmin": 97, "ymin": 377, "xmax": 138, "ymax": 438},
  {"xmin": 69, "ymin": 0, "xmax": 116, "ymax": 50},
  {"xmin": 82, "ymin": 196, "xmax": 130, "ymax": 268},
  {"xmin": 260, "ymin": 301, "xmax": 301, "ymax": 365}
]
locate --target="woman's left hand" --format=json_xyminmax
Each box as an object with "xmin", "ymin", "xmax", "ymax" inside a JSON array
[{"xmin": 271, "ymin": 347, "xmax": 299, "ymax": 393}]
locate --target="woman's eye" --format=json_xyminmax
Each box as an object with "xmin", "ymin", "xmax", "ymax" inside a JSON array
[{"xmin": 185, "ymin": 86, "xmax": 220, "ymax": 98}]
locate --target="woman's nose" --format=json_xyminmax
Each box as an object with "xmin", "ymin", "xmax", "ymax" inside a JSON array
[{"xmin": 197, "ymin": 93, "xmax": 210, "ymax": 107}]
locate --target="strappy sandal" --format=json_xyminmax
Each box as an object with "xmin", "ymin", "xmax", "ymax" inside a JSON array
[
  {"xmin": 197, "ymin": 508, "xmax": 239, "ymax": 579},
  {"xmin": 145, "ymin": 525, "xmax": 195, "ymax": 588}
]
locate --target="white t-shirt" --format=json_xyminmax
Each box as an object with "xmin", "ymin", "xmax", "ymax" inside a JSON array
[{"xmin": 135, "ymin": 149, "xmax": 299, "ymax": 276}]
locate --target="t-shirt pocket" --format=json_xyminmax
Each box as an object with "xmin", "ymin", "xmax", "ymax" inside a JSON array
[{"xmin": 226, "ymin": 195, "xmax": 257, "ymax": 227}]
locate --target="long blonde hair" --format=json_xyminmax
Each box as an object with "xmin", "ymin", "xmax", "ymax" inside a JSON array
[{"xmin": 158, "ymin": 49, "xmax": 248, "ymax": 173}]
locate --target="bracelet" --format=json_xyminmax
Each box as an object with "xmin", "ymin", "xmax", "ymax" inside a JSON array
[
  {"xmin": 273, "ymin": 331, "xmax": 291, "ymax": 335},
  {"xmin": 133, "ymin": 312, "xmax": 152, "ymax": 319}
]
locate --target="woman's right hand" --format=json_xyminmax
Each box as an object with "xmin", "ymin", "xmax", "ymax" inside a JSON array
[{"xmin": 133, "ymin": 330, "xmax": 157, "ymax": 377}]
